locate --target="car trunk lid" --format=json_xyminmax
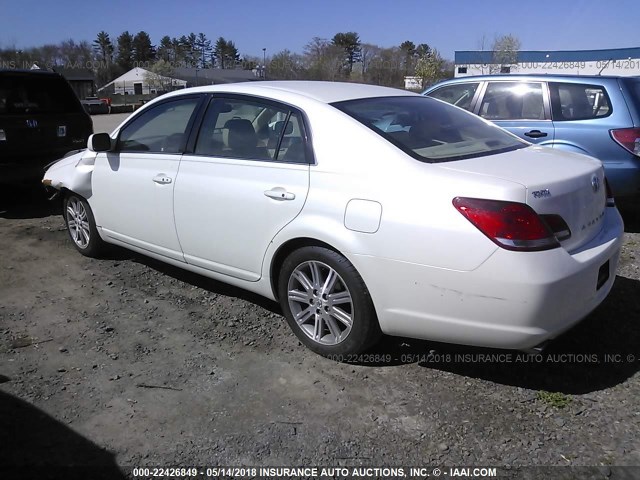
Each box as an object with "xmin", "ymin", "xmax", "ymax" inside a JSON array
[{"xmin": 439, "ymin": 146, "xmax": 607, "ymax": 252}]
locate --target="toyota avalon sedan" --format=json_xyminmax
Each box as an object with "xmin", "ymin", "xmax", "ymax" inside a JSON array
[{"xmin": 42, "ymin": 81, "xmax": 624, "ymax": 357}]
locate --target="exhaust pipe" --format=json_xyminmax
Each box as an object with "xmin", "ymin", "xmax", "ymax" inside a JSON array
[{"xmin": 521, "ymin": 340, "xmax": 550, "ymax": 355}]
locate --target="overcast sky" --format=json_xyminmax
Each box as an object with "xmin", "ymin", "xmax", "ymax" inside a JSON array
[{"xmin": 3, "ymin": 0, "xmax": 639, "ymax": 59}]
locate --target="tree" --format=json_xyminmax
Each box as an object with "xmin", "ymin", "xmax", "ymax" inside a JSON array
[
  {"xmin": 157, "ymin": 35, "xmax": 173, "ymax": 62},
  {"xmin": 475, "ymin": 34, "xmax": 490, "ymax": 74},
  {"xmin": 214, "ymin": 37, "xmax": 239, "ymax": 69},
  {"xmin": 194, "ymin": 33, "xmax": 212, "ymax": 69},
  {"xmin": 40, "ymin": 44, "xmax": 61, "ymax": 67},
  {"xmin": 491, "ymin": 34, "xmax": 521, "ymax": 74},
  {"xmin": 415, "ymin": 43, "xmax": 431, "ymax": 59},
  {"xmin": 116, "ymin": 31, "xmax": 134, "ymax": 71},
  {"xmin": 132, "ymin": 31, "xmax": 155, "ymax": 64},
  {"xmin": 144, "ymin": 59, "xmax": 177, "ymax": 92},
  {"xmin": 366, "ymin": 47, "xmax": 404, "ymax": 87},
  {"xmin": 59, "ymin": 39, "xmax": 93, "ymax": 68},
  {"xmin": 332, "ymin": 32, "xmax": 362, "ymax": 76},
  {"xmin": 400, "ymin": 40, "xmax": 416, "ymax": 76},
  {"xmin": 93, "ymin": 31, "xmax": 114, "ymax": 64},
  {"xmin": 415, "ymin": 48, "xmax": 445, "ymax": 88},
  {"xmin": 303, "ymin": 37, "xmax": 343, "ymax": 80},
  {"xmin": 240, "ymin": 55, "xmax": 259, "ymax": 71},
  {"xmin": 171, "ymin": 37, "xmax": 184, "ymax": 65},
  {"xmin": 92, "ymin": 32, "xmax": 118, "ymax": 86},
  {"xmin": 359, "ymin": 43, "xmax": 380, "ymax": 82},
  {"xmin": 268, "ymin": 49, "xmax": 306, "ymax": 79},
  {"xmin": 304, "ymin": 37, "xmax": 329, "ymax": 63},
  {"xmin": 181, "ymin": 33, "xmax": 198, "ymax": 67}
]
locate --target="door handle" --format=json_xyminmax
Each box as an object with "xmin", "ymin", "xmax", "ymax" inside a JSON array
[
  {"xmin": 524, "ymin": 130, "xmax": 548, "ymax": 138},
  {"xmin": 264, "ymin": 188, "xmax": 295, "ymax": 201},
  {"xmin": 153, "ymin": 174, "xmax": 172, "ymax": 185}
]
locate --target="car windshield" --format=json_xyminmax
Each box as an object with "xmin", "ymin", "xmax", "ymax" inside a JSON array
[
  {"xmin": 332, "ymin": 96, "xmax": 527, "ymax": 162},
  {"xmin": 0, "ymin": 74, "xmax": 80, "ymax": 115}
]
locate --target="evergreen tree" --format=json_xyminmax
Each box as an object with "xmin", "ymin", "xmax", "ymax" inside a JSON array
[
  {"xmin": 195, "ymin": 33, "xmax": 212, "ymax": 68},
  {"xmin": 332, "ymin": 32, "xmax": 362, "ymax": 75},
  {"xmin": 93, "ymin": 31, "xmax": 114, "ymax": 64},
  {"xmin": 132, "ymin": 31, "xmax": 155, "ymax": 64},
  {"xmin": 214, "ymin": 37, "xmax": 239, "ymax": 69},
  {"xmin": 116, "ymin": 31, "xmax": 135, "ymax": 71}
]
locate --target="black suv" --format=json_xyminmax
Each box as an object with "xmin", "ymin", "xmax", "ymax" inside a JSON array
[{"xmin": 0, "ymin": 69, "xmax": 93, "ymax": 183}]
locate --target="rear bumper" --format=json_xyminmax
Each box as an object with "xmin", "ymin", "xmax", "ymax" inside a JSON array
[
  {"xmin": 0, "ymin": 163, "xmax": 50, "ymax": 184},
  {"xmin": 354, "ymin": 207, "xmax": 624, "ymax": 350},
  {"xmin": 0, "ymin": 150, "xmax": 78, "ymax": 184},
  {"xmin": 82, "ymin": 104, "xmax": 110, "ymax": 115}
]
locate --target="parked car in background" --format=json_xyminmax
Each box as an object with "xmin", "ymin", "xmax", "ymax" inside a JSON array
[
  {"xmin": 81, "ymin": 96, "xmax": 111, "ymax": 115},
  {"xmin": 424, "ymin": 75, "xmax": 640, "ymax": 197},
  {"xmin": 0, "ymin": 69, "xmax": 93, "ymax": 184},
  {"xmin": 43, "ymin": 81, "xmax": 623, "ymax": 357}
]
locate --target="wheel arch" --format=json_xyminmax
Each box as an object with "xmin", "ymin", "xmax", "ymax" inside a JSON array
[
  {"xmin": 269, "ymin": 237, "xmax": 343, "ymax": 301},
  {"xmin": 59, "ymin": 187, "xmax": 88, "ymax": 207},
  {"xmin": 548, "ymin": 141, "xmax": 592, "ymax": 156}
]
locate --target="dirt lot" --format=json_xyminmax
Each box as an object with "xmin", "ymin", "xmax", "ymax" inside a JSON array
[{"xmin": 1, "ymin": 114, "xmax": 640, "ymax": 479}]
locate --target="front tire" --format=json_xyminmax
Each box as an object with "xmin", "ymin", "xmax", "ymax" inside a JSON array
[
  {"xmin": 278, "ymin": 246, "xmax": 381, "ymax": 356},
  {"xmin": 63, "ymin": 193, "xmax": 107, "ymax": 257}
]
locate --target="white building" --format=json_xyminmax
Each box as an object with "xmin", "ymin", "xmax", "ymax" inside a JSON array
[
  {"xmin": 454, "ymin": 47, "xmax": 640, "ymax": 78},
  {"xmin": 98, "ymin": 67, "xmax": 187, "ymax": 95},
  {"xmin": 404, "ymin": 76, "xmax": 423, "ymax": 90}
]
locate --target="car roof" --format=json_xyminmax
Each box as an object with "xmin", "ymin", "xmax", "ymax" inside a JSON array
[
  {"xmin": 166, "ymin": 81, "xmax": 418, "ymax": 104},
  {"xmin": 432, "ymin": 73, "xmax": 623, "ymax": 83},
  {"xmin": 0, "ymin": 68, "xmax": 62, "ymax": 77}
]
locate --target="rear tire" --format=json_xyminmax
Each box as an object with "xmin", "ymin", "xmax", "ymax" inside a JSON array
[
  {"xmin": 63, "ymin": 193, "xmax": 107, "ymax": 257},
  {"xmin": 278, "ymin": 246, "xmax": 381, "ymax": 357}
]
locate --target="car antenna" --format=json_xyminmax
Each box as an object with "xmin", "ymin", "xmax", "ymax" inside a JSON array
[{"xmin": 597, "ymin": 59, "xmax": 613, "ymax": 76}]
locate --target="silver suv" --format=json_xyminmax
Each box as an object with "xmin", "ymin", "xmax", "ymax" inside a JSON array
[{"xmin": 424, "ymin": 75, "xmax": 640, "ymax": 197}]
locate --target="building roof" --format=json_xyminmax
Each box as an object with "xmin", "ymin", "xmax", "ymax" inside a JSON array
[
  {"xmin": 55, "ymin": 68, "xmax": 95, "ymax": 81},
  {"xmin": 455, "ymin": 47, "xmax": 640, "ymax": 65},
  {"xmin": 173, "ymin": 67, "xmax": 258, "ymax": 85},
  {"xmin": 97, "ymin": 67, "xmax": 187, "ymax": 91}
]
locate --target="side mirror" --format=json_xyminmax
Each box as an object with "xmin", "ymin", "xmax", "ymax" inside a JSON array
[
  {"xmin": 272, "ymin": 121, "xmax": 294, "ymax": 135},
  {"xmin": 88, "ymin": 133, "xmax": 112, "ymax": 152}
]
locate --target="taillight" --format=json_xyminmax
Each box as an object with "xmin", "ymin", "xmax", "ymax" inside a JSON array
[
  {"xmin": 605, "ymin": 177, "xmax": 615, "ymax": 207},
  {"xmin": 610, "ymin": 128, "xmax": 640, "ymax": 156},
  {"xmin": 453, "ymin": 197, "xmax": 560, "ymax": 251},
  {"xmin": 540, "ymin": 214, "xmax": 571, "ymax": 241}
]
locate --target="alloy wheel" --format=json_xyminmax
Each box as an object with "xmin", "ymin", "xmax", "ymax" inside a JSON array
[
  {"xmin": 66, "ymin": 197, "xmax": 90, "ymax": 249},
  {"xmin": 287, "ymin": 260, "xmax": 353, "ymax": 345}
]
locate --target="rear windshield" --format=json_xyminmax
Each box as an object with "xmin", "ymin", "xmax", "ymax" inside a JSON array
[
  {"xmin": 332, "ymin": 96, "xmax": 527, "ymax": 162},
  {"xmin": 0, "ymin": 74, "xmax": 81, "ymax": 115}
]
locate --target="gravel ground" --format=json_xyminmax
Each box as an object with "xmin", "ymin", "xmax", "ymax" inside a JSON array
[{"xmin": 1, "ymin": 116, "xmax": 639, "ymax": 479}]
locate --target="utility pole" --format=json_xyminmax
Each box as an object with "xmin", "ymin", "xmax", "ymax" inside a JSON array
[{"xmin": 262, "ymin": 48, "xmax": 267, "ymax": 80}]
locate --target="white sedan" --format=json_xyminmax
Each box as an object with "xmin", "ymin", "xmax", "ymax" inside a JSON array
[{"xmin": 43, "ymin": 81, "xmax": 624, "ymax": 356}]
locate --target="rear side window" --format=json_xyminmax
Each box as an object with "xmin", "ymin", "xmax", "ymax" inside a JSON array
[
  {"xmin": 0, "ymin": 74, "xmax": 81, "ymax": 115},
  {"xmin": 549, "ymin": 82, "xmax": 611, "ymax": 121},
  {"xmin": 427, "ymin": 83, "xmax": 479, "ymax": 111},
  {"xmin": 194, "ymin": 98, "xmax": 308, "ymax": 163},
  {"xmin": 333, "ymin": 96, "xmax": 526, "ymax": 163},
  {"xmin": 479, "ymin": 82, "xmax": 545, "ymax": 120}
]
